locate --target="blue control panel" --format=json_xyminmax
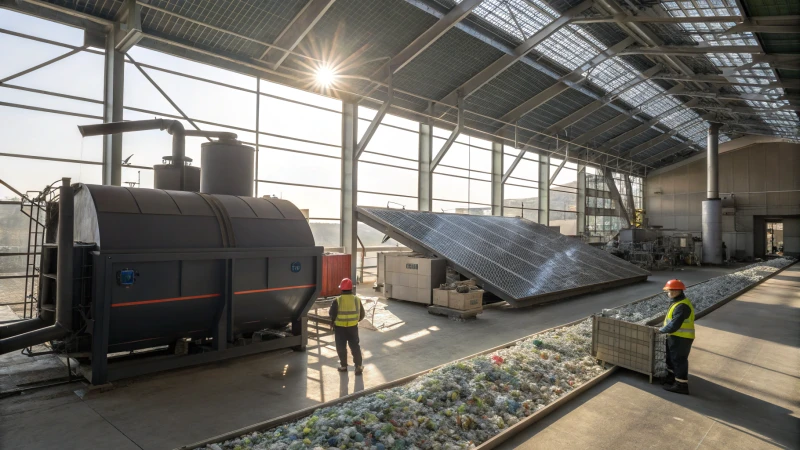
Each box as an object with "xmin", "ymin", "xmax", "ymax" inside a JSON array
[{"xmin": 118, "ymin": 269, "xmax": 136, "ymax": 287}]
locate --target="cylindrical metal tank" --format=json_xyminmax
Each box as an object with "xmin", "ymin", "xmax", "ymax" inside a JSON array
[
  {"xmin": 72, "ymin": 184, "xmax": 320, "ymax": 352},
  {"xmin": 200, "ymin": 139, "xmax": 255, "ymax": 196},
  {"xmin": 154, "ymin": 163, "xmax": 201, "ymax": 191},
  {"xmin": 702, "ymin": 199, "xmax": 722, "ymax": 264}
]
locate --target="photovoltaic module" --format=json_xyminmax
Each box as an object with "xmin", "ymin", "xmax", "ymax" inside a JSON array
[{"xmin": 358, "ymin": 207, "xmax": 650, "ymax": 307}]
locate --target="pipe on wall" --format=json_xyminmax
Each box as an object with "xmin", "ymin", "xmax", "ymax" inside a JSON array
[{"xmin": 707, "ymin": 122, "xmax": 722, "ymax": 199}]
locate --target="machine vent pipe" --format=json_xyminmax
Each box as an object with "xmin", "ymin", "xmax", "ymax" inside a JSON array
[
  {"xmin": 77, "ymin": 120, "xmax": 238, "ymax": 192},
  {"xmin": 0, "ymin": 179, "xmax": 74, "ymax": 354},
  {"xmin": 79, "ymin": 119, "xmax": 189, "ymax": 189}
]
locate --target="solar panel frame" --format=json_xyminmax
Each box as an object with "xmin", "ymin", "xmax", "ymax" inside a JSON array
[{"xmin": 358, "ymin": 207, "xmax": 649, "ymax": 307}]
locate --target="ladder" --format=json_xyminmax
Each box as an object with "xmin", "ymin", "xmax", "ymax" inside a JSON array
[{"xmin": 19, "ymin": 190, "xmax": 47, "ymax": 319}]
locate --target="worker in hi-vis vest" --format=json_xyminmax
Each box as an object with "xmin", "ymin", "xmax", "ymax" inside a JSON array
[
  {"xmin": 659, "ymin": 279, "xmax": 695, "ymax": 395},
  {"xmin": 329, "ymin": 278, "xmax": 366, "ymax": 375}
]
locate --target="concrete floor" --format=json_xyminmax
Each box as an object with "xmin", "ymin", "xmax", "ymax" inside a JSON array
[
  {"xmin": 0, "ymin": 265, "xmax": 755, "ymax": 450},
  {"xmin": 500, "ymin": 264, "xmax": 800, "ymax": 450}
]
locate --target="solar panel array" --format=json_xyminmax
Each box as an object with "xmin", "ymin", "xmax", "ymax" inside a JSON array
[{"xmin": 359, "ymin": 207, "xmax": 649, "ymax": 307}]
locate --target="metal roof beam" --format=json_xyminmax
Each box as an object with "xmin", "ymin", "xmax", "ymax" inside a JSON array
[
  {"xmin": 355, "ymin": 76, "xmax": 393, "ymax": 159},
  {"xmin": 627, "ymin": 130, "xmax": 678, "ymax": 157},
  {"xmin": 260, "ymin": 0, "xmax": 336, "ymax": 70},
  {"xmin": 722, "ymin": 24, "xmax": 800, "ymax": 35},
  {"xmin": 431, "ymin": 95, "xmax": 464, "ymax": 170},
  {"xmin": 607, "ymin": 100, "xmax": 699, "ymax": 151},
  {"xmin": 602, "ymin": 119, "xmax": 658, "ymax": 148},
  {"xmin": 673, "ymin": 90, "xmax": 798, "ymax": 103},
  {"xmin": 695, "ymin": 104, "xmax": 800, "ymax": 114},
  {"xmin": 572, "ymin": 14, "xmax": 743, "ymax": 24},
  {"xmin": 439, "ymin": 0, "xmax": 594, "ymax": 107},
  {"xmin": 643, "ymin": 142, "xmax": 692, "ymax": 165},
  {"xmin": 721, "ymin": 54, "xmax": 800, "ymax": 74},
  {"xmin": 571, "ymin": 114, "xmax": 630, "ymax": 145},
  {"xmin": 386, "ymin": 0, "xmax": 484, "ymax": 75},
  {"xmin": 721, "ymin": 16, "xmax": 800, "ymax": 35},
  {"xmin": 544, "ymin": 64, "xmax": 661, "ymax": 135},
  {"xmin": 499, "ymin": 36, "xmax": 635, "ymax": 124},
  {"xmin": 113, "ymin": 0, "xmax": 143, "ymax": 53},
  {"xmin": 653, "ymin": 73, "xmax": 800, "ymax": 90},
  {"xmin": 502, "ymin": 149, "xmax": 526, "ymax": 184},
  {"xmin": 620, "ymin": 45, "xmax": 763, "ymax": 56}
]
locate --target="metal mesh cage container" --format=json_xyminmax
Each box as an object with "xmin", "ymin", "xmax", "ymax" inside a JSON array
[{"xmin": 591, "ymin": 315, "xmax": 666, "ymax": 383}]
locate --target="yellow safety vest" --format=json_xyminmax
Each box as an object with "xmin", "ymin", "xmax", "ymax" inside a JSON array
[
  {"xmin": 334, "ymin": 294, "xmax": 361, "ymax": 327},
  {"xmin": 664, "ymin": 297, "xmax": 695, "ymax": 339}
]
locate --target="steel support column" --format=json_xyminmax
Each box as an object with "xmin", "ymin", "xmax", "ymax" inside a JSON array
[
  {"xmin": 603, "ymin": 167, "xmax": 630, "ymax": 227},
  {"xmin": 418, "ymin": 114, "xmax": 433, "ymax": 212},
  {"xmin": 538, "ymin": 154, "xmax": 549, "ymax": 225},
  {"xmin": 491, "ymin": 141, "xmax": 503, "ymax": 216},
  {"xmin": 702, "ymin": 123, "xmax": 722, "ymax": 265},
  {"xmin": 341, "ymin": 102, "xmax": 358, "ymax": 284},
  {"xmin": 577, "ymin": 164, "xmax": 586, "ymax": 235},
  {"xmin": 624, "ymin": 174, "xmax": 635, "ymax": 224},
  {"xmin": 102, "ymin": 29, "xmax": 124, "ymax": 186},
  {"xmin": 431, "ymin": 95, "xmax": 463, "ymax": 170}
]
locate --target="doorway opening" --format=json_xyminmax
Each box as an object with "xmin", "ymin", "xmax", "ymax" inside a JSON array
[{"xmin": 766, "ymin": 220, "xmax": 783, "ymax": 256}]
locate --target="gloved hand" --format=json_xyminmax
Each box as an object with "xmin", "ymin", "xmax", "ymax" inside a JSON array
[{"xmin": 657, "ymin": 327, "xmax": 668, "ymax": 334}]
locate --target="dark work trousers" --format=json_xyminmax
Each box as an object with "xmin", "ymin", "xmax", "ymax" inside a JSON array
[
  {"xmin": 665, "ymin": 335, "xmax": 693, "ymax": 382},
  {"xmin": 334, "ymin": 325, "xmax": 362, "ymax": 367}
]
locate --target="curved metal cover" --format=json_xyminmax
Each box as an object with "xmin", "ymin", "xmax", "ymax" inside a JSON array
[
  {"xmin": 74, "ymin": 185, "xmax": 315, "ymax": 250},
  {"xmin": 358, "ymin": 207, "xmax": 650, "ymax": 306}
]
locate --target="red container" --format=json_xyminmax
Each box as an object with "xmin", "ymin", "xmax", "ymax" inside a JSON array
[{"xmin": 320, "ymin": 253, "xmax": 352, "ymax": 298}]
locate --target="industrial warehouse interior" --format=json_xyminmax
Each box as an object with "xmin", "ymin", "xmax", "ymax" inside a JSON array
[{"xmin": 0, "ymin": 0, "xmax": 798, "ymax": 448}]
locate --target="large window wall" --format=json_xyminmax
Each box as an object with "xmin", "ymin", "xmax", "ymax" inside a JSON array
[
  {"xmin": 502, "ymin": 150, "xmax": 539, "ymax": 221},
  {"xmin": 549, "ymin": 158, "xmax": 578, "ymax": 235},
  {"xmin": 432, "ymin": 130, "xmax": 493, "ymax": 215},
  {"xmin": 1, "ymin": 8, "xmax": 644, "ymax": 268},
  {"xmin": 585, "ymin": 167, "xmax": 621, "ymax": 240},
  {"xmin": 0, "ymin": 12, "xmax": 104, "ymax": 199}
]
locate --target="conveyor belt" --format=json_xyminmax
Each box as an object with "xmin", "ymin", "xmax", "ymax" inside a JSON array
[{"xmin": 357, "ymin": 207, "xmax": 649, "ymax": 307}]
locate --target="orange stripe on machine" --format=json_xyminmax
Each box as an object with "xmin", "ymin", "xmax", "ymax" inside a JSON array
[
  {"xmin": 112, "ymin": 293, "xmax": 221, "ymax": 308},
  {"xmin": 234, "ymin": 284, "xmax": 316, "ymax": 295}
]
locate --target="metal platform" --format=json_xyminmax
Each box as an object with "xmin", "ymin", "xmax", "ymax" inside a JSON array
[{"xmin": 357, "ymin": 208, "xmax": 650, "ymax": 307}]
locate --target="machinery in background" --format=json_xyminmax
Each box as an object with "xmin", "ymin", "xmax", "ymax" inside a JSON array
[
  {"xmin": 0, "ymin": 119, "xmax": 322, "ymax": 385},
  {"xmin": 608, "ymin": 228, "xmax": 702, "ymax": 270}
]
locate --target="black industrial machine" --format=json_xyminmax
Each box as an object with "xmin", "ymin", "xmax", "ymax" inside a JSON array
[{"xmin": 0, "ymin": 119, "xmax": 322, "ymax": 385}]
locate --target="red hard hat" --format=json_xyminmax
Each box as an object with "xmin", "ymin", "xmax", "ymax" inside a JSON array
[
  {"xmin": 339, "ymin": 278, "xmax": 353, "ymax": 291},
  {"xmin": 663, "ymin": 279, "xmax": 686, "ymax": 291}
]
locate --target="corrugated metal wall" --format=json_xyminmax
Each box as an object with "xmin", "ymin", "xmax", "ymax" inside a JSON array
[{"xmin": 645, "ymin": 143, "xmax": 800, "ymax": 258}]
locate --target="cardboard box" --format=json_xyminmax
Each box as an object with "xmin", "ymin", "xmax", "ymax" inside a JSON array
[
  {"xmin": 448, "ymin": 289, "xmax": 484, "ymax": 311},
  {"xmin": 432, "ymin": 288, "xmax": 449, "ymax": 307}
]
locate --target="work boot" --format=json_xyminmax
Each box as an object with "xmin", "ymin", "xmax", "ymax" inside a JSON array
[
  {"xmin": 661, "ymin": 372, "xmax": 675, "ymax": 386},
  {"xmin": 663, "ymin": 381, "xmax": 689, "ymax": 395},
  {"xmin": 337, "ymin": 366, "xmax": 347, "ymax": 372},
  {"xmin": 355, "ymin": 365, "xmax": 364, "ymax": 375}
]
